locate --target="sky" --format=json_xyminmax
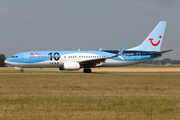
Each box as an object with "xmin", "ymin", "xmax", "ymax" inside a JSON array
[{"xmin": 0, "ymin": 0, "xmax": 179, "ymax": 59}]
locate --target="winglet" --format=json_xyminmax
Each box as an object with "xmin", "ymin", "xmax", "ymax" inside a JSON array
[{"xmin": 117, "ymin": 44, "xmax": 126, "ymax": 56}]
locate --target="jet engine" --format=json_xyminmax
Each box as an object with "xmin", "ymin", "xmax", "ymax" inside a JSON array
[{"xmin": 59, "ymin": 61, "xmax": 80, "ymax": 70}]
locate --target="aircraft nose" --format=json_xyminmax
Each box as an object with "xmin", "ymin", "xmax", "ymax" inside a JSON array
[
  {"xmin": 5, "ymin": 59, "xmax": 10, "ymax": 65},
  {"xmin": 5, "ymin": 60, "xmax": 8, "ymax": 65}
]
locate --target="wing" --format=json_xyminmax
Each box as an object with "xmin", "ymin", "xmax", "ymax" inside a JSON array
[{"xmin": 79, "ymin": 45, "xmax": 126, "ymax": 67}]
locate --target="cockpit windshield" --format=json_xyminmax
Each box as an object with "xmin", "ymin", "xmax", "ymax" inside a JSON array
[{"xmin": 11, "ymin": 56, "xmax": 18, "ymax": 58}]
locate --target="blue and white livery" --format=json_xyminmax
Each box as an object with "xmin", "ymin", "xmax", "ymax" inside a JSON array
[{"xmin": 5, "ymin": 21, "xmax": 173, "ymax": 73}]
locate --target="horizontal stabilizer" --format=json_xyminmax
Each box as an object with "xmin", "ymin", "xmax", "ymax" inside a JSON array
[{"xmin": 149, "ymin": 49, "xmax": 174, "ymax": 55}]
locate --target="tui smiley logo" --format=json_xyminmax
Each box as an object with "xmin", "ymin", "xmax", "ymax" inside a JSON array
[{"xmin": 149, "ymin": 36, "xmax": 162, "ymax": 46}]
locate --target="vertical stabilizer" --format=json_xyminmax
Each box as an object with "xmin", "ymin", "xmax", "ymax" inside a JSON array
[{"xmin": 128, "ymin": 21, "xmax": 167, "ymax": 51}]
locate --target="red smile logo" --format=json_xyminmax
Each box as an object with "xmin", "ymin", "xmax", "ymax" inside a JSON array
[{"xmin": 149, "ymin": 36, "xmax": 161, "ymax": 46}]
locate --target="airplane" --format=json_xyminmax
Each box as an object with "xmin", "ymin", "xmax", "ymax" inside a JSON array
[{"xmin": 5, "ymin": 21, "xmax": 173, "ymax": 73}]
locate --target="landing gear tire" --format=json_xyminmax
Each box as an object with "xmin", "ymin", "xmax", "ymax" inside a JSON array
[
  {"xmin": 20, "ymin": 69, "xmax": 24, "ymax": 73},
  {"xmin": 83, "ymin": 68, "xmax": 92, "ymax": 73},
  {"xmin": 88, "ymin": 69, "xmax": 92, "ymax": 73}
]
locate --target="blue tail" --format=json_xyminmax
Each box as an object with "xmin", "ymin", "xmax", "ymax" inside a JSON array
[{"xmin": 128, "ymin": 21, "xmax": 167, "ymax": 51}]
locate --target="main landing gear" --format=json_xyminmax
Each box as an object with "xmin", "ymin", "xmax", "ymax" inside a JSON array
[
  {"xmin": 83, "ymin": 68, "xmax": 92, "ymax": 73},
  {"xmin": 20, "ymin": 69, "xmax": 24, "ymax": 73}
]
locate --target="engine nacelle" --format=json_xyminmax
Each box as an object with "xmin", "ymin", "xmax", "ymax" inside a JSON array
[{"xmin": 59, "ymin": 61, "xmax": 80, "ymax": 70}]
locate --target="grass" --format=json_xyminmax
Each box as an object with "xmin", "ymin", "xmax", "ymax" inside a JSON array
[{"xmin": 0, "ymin": 73, "xmax": 180, "ymax": 119}]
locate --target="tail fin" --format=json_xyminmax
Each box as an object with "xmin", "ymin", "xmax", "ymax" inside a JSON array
[{"xmin": 128, "ymin": 21, "xmax": 167, "ymax": 51}]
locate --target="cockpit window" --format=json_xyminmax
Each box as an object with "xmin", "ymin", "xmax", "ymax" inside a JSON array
[{"xmin": 11, "ymin": 56, "xmax": 18, "ymax": 58}]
